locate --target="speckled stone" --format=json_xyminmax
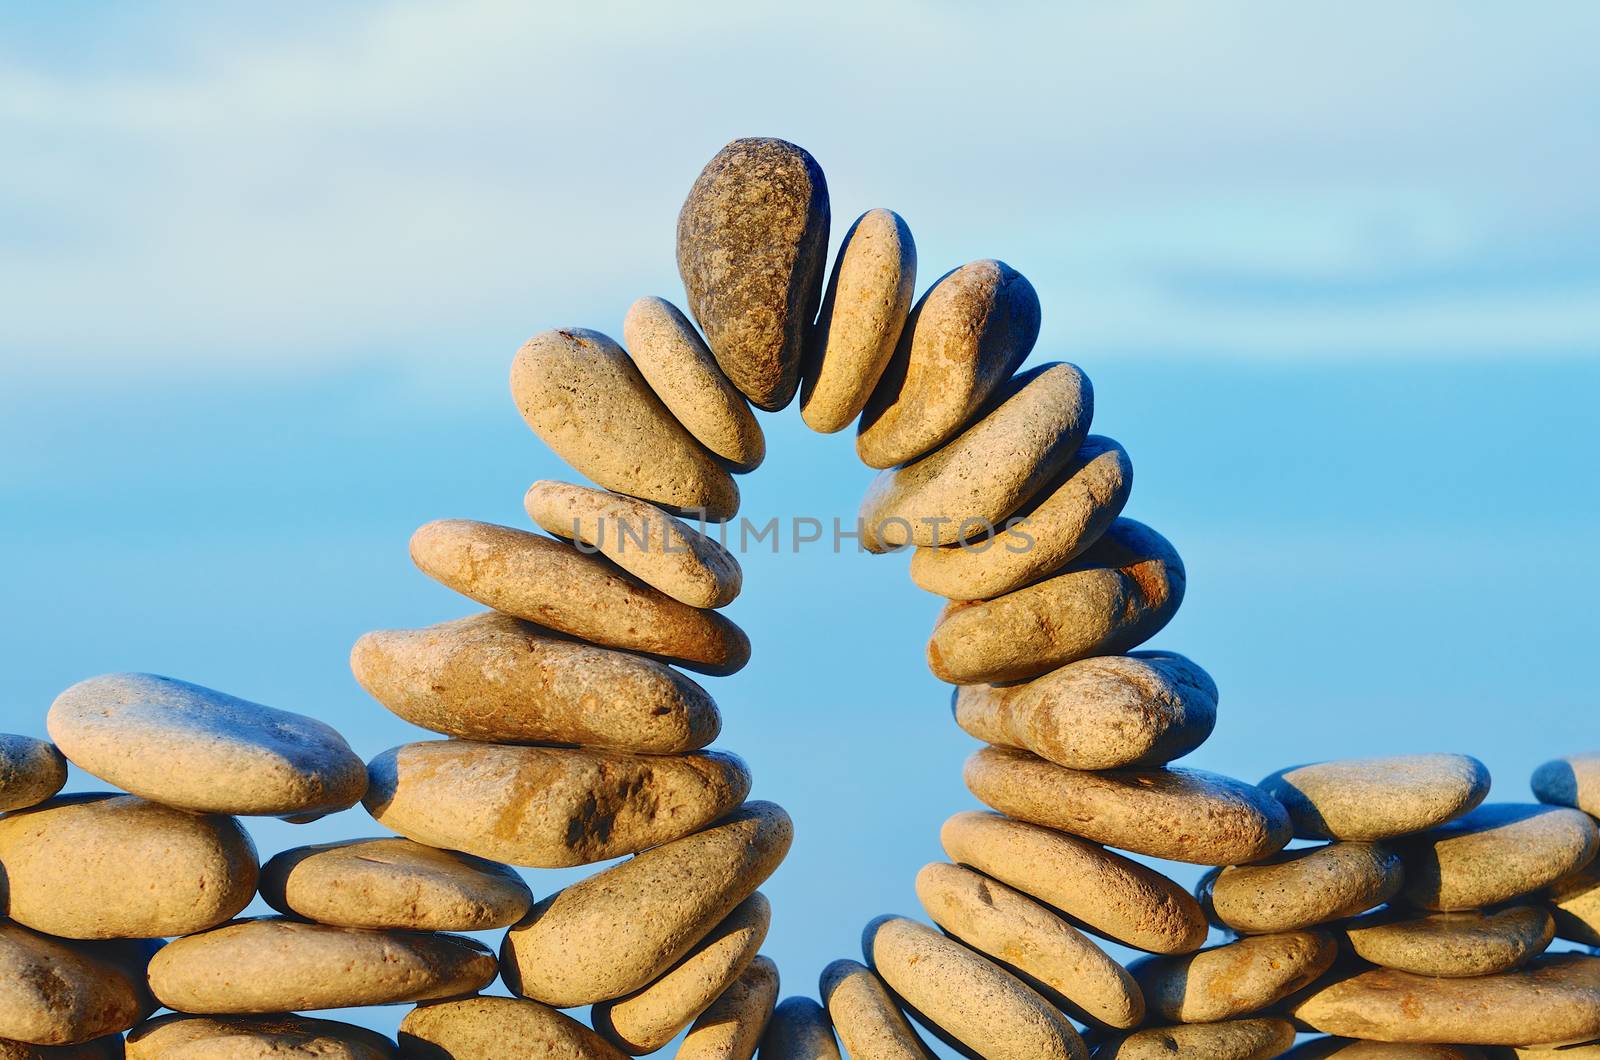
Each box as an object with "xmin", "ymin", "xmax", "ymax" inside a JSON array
[
  {"xmin": 911, "ymin": 435, "xmax": 1132, "ymax": 600},
  {"xmin": 819, "ymin": 959, "xmax": 933, "ymax": 1060},
  {"xmin": 1130, "ymin": 930, "xmax": 1337, "ymax": 1023},
  {"xmin": 1547, "ymin": 865, "xmax": 1600, "ymax": 945},
  {"xmin": 1491, "ymin": 1044, "xmax": 1600, "ymax": 1058},
  {"xmin": 678, "ymin": 954, "xmax": 779, "ymax": 1060},
  {"xmin": 0, "ymin": 924, "xmax": 156, "ymax": 1047},
  {"xmin": 364, "ymin": 740, "xmax": 750, "ymax": 868},
  {"xmin": 758, "ymin": 998, "xmax": 840, "ymax": 1060},
  {"xmin": 1260, "ymin": 754, "xmax": 1491, "ymax": 841},
  {"xmin": 928, "ymin": 518, "xmax": 1184, "ymax": 684},
  {"xmin": 1399, "ymin": 804, "xmax": 1599, "ymax": 910},
  {"xmin": 1093, "ymin": 1018, "xmax": 1297, "ymax": 1060},
  {"xmin": 409, "ymin": 519, "xmax": 749, "ymax": 675},
  {"xmin": 802, "ymin": 209, "xmax": 917, "ymax": 434},
  {"xmin": 47, "ymin": 673, "xmax": 365, "ymax": 819},
  {"xmin": 127, "ymin": 1015, "xmax": 395, "ymax": 1060},
  {"xmin": 1283, "ymin": 1043, "xmax": 1487, "ymax": 1060},
  {"xmin": 1533, "ymin": 754, "xmax": 1600, "ymax": 818},
  {"xmin": 0, "ymin": 735, "xmax": 66, "ymax": 813},
  {"xmin": 0, "ymin": 794, "xmax": 257, "ymax": 939},
  {"xmin": 0, "ymin": 1034, "xmax": 125, "ymax": 1059},
  {"xmin": 953, "ymin": 651, "xmax": 1216, "ymax": 771},
  {"xmin": 1199, "ymin": 842, "xmax": 1404, "ymax": 934},
  {"xmin": 1342, "ymin": 905, "xmax": 1554, "ymax": 977},
  {"xmin": 857, "ymin": 259, "xmax": 1040, "ymax": 468},
  {"xmin": 399, "ymin": 997, "xmax": 625, "ymax": 1060}
]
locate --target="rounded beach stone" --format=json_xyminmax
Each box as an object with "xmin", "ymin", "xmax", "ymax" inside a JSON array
[
  {"xmin": 1259, "ymin": 754, "xmax": 1491, "ymax": 841},
  {"xmin": 819, "ymin": 959, "xmax": 933, "ymax": 1060},
  {"xmin": 0, "ymin": 923, "xmax": 156, "ymax": 1046},
  {"xmin": 0, "ymin": 793, "xmax": 257, "ymax": 939},
  {"xmin": 1342, "ymin": 905, "xmax": 1554, "ymax": 977},
  {"xmin": 623, "ymin": 296, "xmax": 766, "ymax": 471},
  {"xmin": 1548, "ymin": 865, "xmax": 1600, "ymax": 945},
  {"xmin": 1093, "ymin": 1018, "xmax": 1296, "ymax": 1060},
  {"xmin": 1492, "ymin": 1046, "xmax": 1600, "ymax": 1059},
  {"xmin": 0, "ymin": 735, "xmax": 66, "ymax": 813},
  {"xmin": 863, "ymin": 916, "xmax": 1085, "ymax": 1060},
  {"xmin": 952, "ymin": 651, "xmax": 1217, "ymax": 771},
  {"xmin": 928, "ymin": 518, "xmax": 1185, "ymax": 685},
  {"xmin": 857, "ymin": 259, "xmax": 1041, "ymax": 469},
  {"xmin": 1130, "ymin": 930, "xmax": 1337, "ymax": 1023},
  {"xmin": 1533, "ymin": 754, "xmax": 1600, "ymax": 818},
  {"xmin": 1290, "ymin": 954, "xmax": 1600, "ymax": 1046},
  {"xmin": 1284, "ymin": 1043, "xmax": 1487, "ymax": 1060},
  {"xmin": 127, "ymin": 1015, "xmax": 395, "ymax": 1060},
  {"xmin": 592, "ymin": 892, "xmax": 769, "ymax": 1055},
  {"xmin": 679, "ymin": 954, "xmax": 779, "ymax": 1060},
  {"xmin": 399, "ymin": 997, "xmax": 624, "ymax": 1060},
  {"xmin": 858, "ymin": 362, "xmax": 1092, "ymax": 551},
  {"xmin": 364, "ymin": 740, "xmax": 750, "ymax": 868},
  {"xmin": 676, "ymin": 137, "xmax": 829, "ymax": 412},
  {"xmin": 915, "ymin": 862, "xmax": 1143, "ymax": 1030},
  {"xmin": 1399, "ymin": 804, "xmax": 1599, "ymax": 910},
  {"xmin": 47, "ymin": 672, "xmax": 365, "ymax": 819},
  {"xmin": 148, "ymin": 917, "xmax": 495, "ymax": 1013},
  {"xmin": 511, "ymin": 327, "xmax": 739, "ymax": 519},
  {"xmin": 910, "ymin": 435, "xmax": 1132, "ymax": 600},
  {"xmin": 965, "ymin": 748, "xmax": 1292, "ymax": 866},
  {"xmin": 525, "ymin": 480, "xmax": 742, "ymax": 608},
  {"xmin": 258, "ymin": 837, "xmax": 532, "ymax": 931},
  {"xmin": 501, "ymin": 801, "xmax": 792, "ymax": 1007},
  {"xmin": 0, "ymin": 1034, "xmax": 124, "ymax": 1059},
  {"xmin": 409, "ymin": 519, "xmax": 749, "ymax": 675},
  {"xmin": 1199, "ymin": 842, "xmax": 1404, "ymax": 934},
  {"xmin": 351, "ymin": 611, "xmax": 719, "ymax": 754},
  {"xmin": 758, "ymin": 998, "xmax": 840, "ymax": 1060},
  {"xmin": 941, "ymin": 811, "xmax": 1207, "ymax": 954},
  {"xmin": 802, "ymin": 209, "xmax": 917, "ymax": 434}
]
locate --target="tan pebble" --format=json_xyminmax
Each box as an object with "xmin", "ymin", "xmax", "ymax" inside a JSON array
[
  {"xmin": 758, "ymin": 998, "xmax": 839, "ymax": 1060},
  {"xmin": 1534, "ymin": 754, "xmax": 1600, "ymax": 818},
  {"xmin": 502, "ymin": 801, "xmax": 792, "ymax": 1007},
  {"xmin": 1130, "ymin": 930, "xmax": 1336, "ymax": 1023},
  {"xmin": 259, "ymin": 837, "xmax": 532, "ymax": 931},
  {"xmin": 127, "ymin": 1014, "xmax": 394, "ymax": 1060},
  {"xmin": 965, "ymin": 748, "xmax": 1291, "ymax": 865},
  {"xmin": 928, "ymin": 518, "xmax": 1184, "ymax": 684},
  {"xmin": 818, "ymin": 959, "xmax": 932, "ymax": 1059},
  {"xmin": 399, "ymin": 996, "xmax": 624, "ymax": 1059},
  {"xmin": 1199, "ymin": 842, "xmax": 1404, "ymax": 934},
  {"xmin": 1283, "ymin": 1042, "xmax": 1488, "ymax": 1060},
  {"xmin": 1094, "ymin": 1018, "xmax": 1297, "ymax": 1060},
  {"xmin": 1260, "ymin": 754, "xmax": 1491, "ymax": 841},
  {"xmin": 1342, "ymin": 905, "xmax": 1554, "ymax": 978},
  {"xmin": 0, "ymin": 735, "xmax": 66, "ymax": 813},
  {"xmin": 593, "ymin": 893, "xmax": 770, "ymax": 1055},
  {"xmin": 624, "ymin": 296, "xmax": 766, "ymax": 471},
  {"xmin": 147, "ymin": 917, "xmax": 495, "ymax": 1013},
  {"xmin": 47, "ymin": 673, "xmax": 365, "ymax": 819},
  {"xmin": 911, "ymin": 435, "xmax": 1131, "ymax": 599},
  {"xmin": 1493, "ymin": 1044, "xmax": 1600, "ymax": 1058},
  {"xmin": 1548, "ymin": 864, "xmax": 1600, "ymax": 945},
  {"xmin": 1399, "ymin": 804, "xmax": 1599, "ymax": 910},
  {"xmin": 857, "ymin": 259, "xmax": 1040, "ymax": 468},
  {"xmin": 409, "ymin": 519, "xmax": 749, "ymax": 675},
  {"xmin": 0, "ymin": 923, "xmax": 155, "ymax": 1046},
  {"xmin": 953, "ymin": 651, "xmax": 1216, "ymax": 771},
  {"xmin": 940, "ymin": 811, "xmax": 1207, "ymax": 954},
  {"xmin": 364, "ymin": 740, "xmax": 750, "ymax": 868},
  {"xmin": 915, "ymin": 862, "xmax": 1143, "ymax": 1030},
  {"xmin": 0, "ymin": 793, "xmax": 257, "ymax": 939},
  {"xmin": 526, "ymin": 480, "xmax": 743, "ymax": 607},
  {"xmin": 0, "ymin": 1034, "xmax": 125, "ymax": 1059},
  {"xmin": 679, "ymin": 954, "xmax": 780, "ymax": 1060},
  {"xmin": 801, "ymin": 209, "xmax": 917, "ymax": 434},
  {"xmin": 858, "ymin": 362, "xmax": 1091, "ymax": 550}
]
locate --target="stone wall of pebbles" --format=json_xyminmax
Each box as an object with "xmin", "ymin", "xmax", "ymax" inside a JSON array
[{"xmin": 2, "ymin": 136, "xmax": 1598, "ymax": 1058}]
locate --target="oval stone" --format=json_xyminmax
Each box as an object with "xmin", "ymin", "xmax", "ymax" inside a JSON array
[
  {"xmin": 364, "ymin": 740, "xmax": 750, "ymax": 868},
  {"xmin": 1399, "ymin": 803, "xmax": 1599, "ymax": 910},
  {"xmin": 1283, "ymin": 1043, "xmax": 1488, "ymax": 1060},
  {"xmin": 1260, "ymin": 753, "xmax": 1491, "ymax": 841},
  {"xmin": 0, "ymin": 794, "xmax": 257, "ymax": 939},
  {"xmin": 0, "ymin": 923, "xmax": 156, "ymax": 1046},
  {"xmin": 1533, "ymin": 753, "xmax": 1600, "ymax": 818},
  {"xmin": 1343, "ymin": 905, "xmax": 1554, "ymax": 977},
  {"xmin": 510, "ymin": 327, "xmax": 739, "ymax": 519},
  {"xmin": 679, "ymin": 954, "xmax": 779, "ymax": 1060},
  {"xmin": 0, "ymin": 1034, "xmax": 125, "ymax": 1059},
  {"xmin": 1095, "ymin": 1019, "xmax": 1297, "ymax": 1060},
  {"xmin": 126, "ymin": 1015, "xmax": 395, "ymax": 1060},
  {"xmin": 399, "ymin": 997, "xmax": 624, "ymax": 1060},
  {"xmin": 1130, "ymin": 930, "xmax": 1337, "ymax": 1023},
  {"xmin": 759, "ymin": 998, "xmax": 840, "ymax": 1060},
  {"xmin": 1199, "ymin": 842, "xmax": 1404, "ymax": 934},
  {"xmin": 47, "ymin": 673, "xmax": 365, "ymax": 819},
  {"xmin": 0, "ymin": 735, "xmax": 66, "ymax": 813},
  {"xmin": 1547, "ymin": 864, "xmax": 1600, "ymax": 945},
  {"xmin": 819, "ymin": 959, "xmax": 933, "ymax": 1060}
]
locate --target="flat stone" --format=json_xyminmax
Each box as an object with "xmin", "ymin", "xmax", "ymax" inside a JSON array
[
  {"xmin": 859, "ymin": 362, "xmax": 1092, "ymax": 551},
  {"xmin": 258, "ymin": 837, "xmax": 532, "ymax": 931},
  {"xmin": 1495, "ymin": 1045, "xmax": 1600, "ymax": 1058},
  {"xmin": 952, "ymin": 651, "xmax": 1216, "ymax": 771},
  {"xmin": 399, "ymin": 997, "xmax": 625, "ymax": 1060},
  {"xmin": 0, "ymin": 1034, "xmax": 124, "ymax": 1059},
  {"xmin": 0, "ymin": 923, "xmax": 156, "ymax": 1046},
  {"xmin": 1199, "ymin": 842, "xmax": 1404, "ymax": 934},
  {"xmin": 501, "ymin": 801, "xmax": 791, "ymax": 1007},
  {"xmin": 1130, "ymin": 930, "xmax": 1337, "ymax": 1023},
  {"xmin": 511, "ymin": 327, "xmax": 739, "ymax": 520},
  {"xmin": 819, "ymin": 959, "xmax": 933, "ymax": 1059},
  {"xmin": 1260, "ymin": 754, "xmax": 1491, "ymax": 840},
  {"xmin": 1343, "ymin": 905, "xmax": 1553, "ymax": 977},
  {"xmin": 47, "ymin": 673, "xmax": 365, "ymax": 819},
  {"xmin": 863, "ymin": 916, "xmax": 1085, "ymax": 1060},
  {"xmin": 1533, "ymin": 754, "xmax": 1600, "ymax": 818},
  {"xmin": 857, "ymin": 259, "xmax": 1040, "ymax": 468},
  {"xmin": 676, "ymin": 137, "xmax": 829, "ymax": 411},
  {"xmin": 940, "ymin": 811, "xmax": 1207, "ymax": 954},
  {"xmin": 1399, "ymin": 804, "xmax": 1599, "ymax": 910},
  {"xmin": 965, "ymin": 748, "xmax": 1292, "ymax": 865},
  {"xmin": 1291, "ymin": 954, "xmax": 1600, "ymax": 1046},
  {"xmin": 801, "ymin": 209, "xmax": 917, "ymax": 434},
  {"xmin": 592, "ymin": 892, "xmax": 769, "ymax": 1054},
  {"xmin": 623, "ymin": 296, "xmax": 766, "ymax": 471},
  {"xmin": 525, "ymin": 480, "xmax": 742, "ymax": 608},
  {"xmin": 1547, "ymin": 864, "xmax": 1600, "ymax": 945},
  {"xmin": 409, "ymin": 519, "xmax": 749, "ymax": 675},
  {"xmin": 364, "ymin": 740, "xmax": 750, "ymax": 868},
  {"xmin": 351, "ymin": 611, "xmax": 720, "ymax": 754},
  {"xmin": 126, "ymin": 1015, "xmax": 394, "ymax": 1060},
  {"xmin": 147, "ymin": 917, "xmax": 496, "ymax": 1013},
  {"xmin": 928, "ymin": 519, "xmax": 1185, "ymax": 684},
  {"xmin": 0, "ymin": 735, "xmax": 65, "ymax": 813},
  {"xmin": 1284, "ymin": 1043, "xmax": 1487, "ymax": 1060},
  {"xmin": 911, "ymin": 435, "xmax": 1132, "ymax": 600},
  {"xmin": 678, "ymin": 954, "xmax": 779, "ymax": 1060},
  {"xmin": 916, "ymin": 862, "xmax": 1143, "ymax": 1030},
  {"xmin": 758, "ymin": 998, "xmax": 841, "ymax": 1060},
  {"xmin": 1093, "ymin": 1018, "xmax": 1296, "ymax": 1060},
  {"xmin": 0, "ymin": 794, "xmax": 257, "ymax": 939}
]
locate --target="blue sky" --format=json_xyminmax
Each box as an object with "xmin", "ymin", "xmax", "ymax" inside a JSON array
[{"xmin": 2, "ymin": 3, "xmax": 1598, "ymax": 1051}]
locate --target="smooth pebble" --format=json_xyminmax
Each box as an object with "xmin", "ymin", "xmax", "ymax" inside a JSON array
[
  {"xmin": 818, "ymin": 959, "xmax": 932, "ymax": 1060},
  {"xmin": 1130, "ymin": 930, "xmax": 1337, "ymax": 1023},
  {"xmin": 1343, "ymin": 905, "xmax": 1554, "ymax": 977},
  {"xmin": 127, "ymin": 1014, "xmax": 394, "ymax": 1060},
  {"xmin": 1533, "ymin": 754, "xmax": 1600, "ymax": 818},
  {"xmin": 1399, "ymin": 803, "xmax": 1599, "ymax": 910},
  {"xmin": 1199, "ymin": 841, "xmax": 1404, "ymax": 934},
  {"xmin": 0, "ymin": 735, "xmax": 66, "ymax": 813},
  {"xmin": 1260, "ymin": 754, "xmax": 1491, "ymax": 841},
  {"xmin": 0, "ymin": 923, "xmax": 156, "ymax": 1046},
  {"xmin": 399, "ymin": 997, "xmax": 625, "ymax": 1060},
  {"xmin": 678, "ymin": 954, "xmax": 779, "ymax": 1060},
  {"xmin": 1093, "ymin": 1018, "xmax": 1296, "ymax": 1060},
  {"xmin": 758, "ymin": 998, "xmax": 840, "ymax": 1060}
]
